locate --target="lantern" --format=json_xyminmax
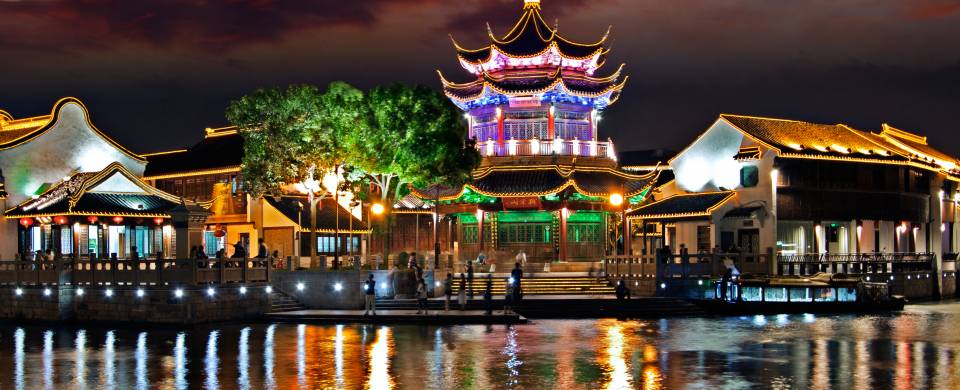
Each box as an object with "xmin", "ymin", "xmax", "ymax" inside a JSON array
[
  {"xmin": 112, "ymin": 216, "xmax": 124, "ymax": 224},
  {"xmin": 153, "ymin": 218, "xmax": 164, "ymax": 225},
  {"xmin": 19, "ymin": 218, "xmax": 33, "ymax": 227},
  {"xmin": 87, "ymin": 216, "xmax": 98, "ymax": 224},
  {"xmin": 54, "ymin": 216, "xmax": 68, "ymax": 225}
]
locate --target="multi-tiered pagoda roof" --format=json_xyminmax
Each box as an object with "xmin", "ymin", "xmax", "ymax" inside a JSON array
[{"xmin": 440, "ymin": 0, "xmax": 626, "ymax": 111}]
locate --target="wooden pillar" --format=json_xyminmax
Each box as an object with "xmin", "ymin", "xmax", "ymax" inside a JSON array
[
  {"xmin": 560, "ymin": 207, "xmax": 568, "ymax": 262},
  {"xmin": 496, "ymin": 107, "xmax": 505, "ymax": 148},
  {"xmin": 547, "ymin": 106, "xmax": 555, "ymax": 139},
  {"xmin": 477, "ymin": 210, "xmax": 485, "ymax": 255}
]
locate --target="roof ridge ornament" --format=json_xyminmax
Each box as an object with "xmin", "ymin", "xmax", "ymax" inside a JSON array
[{"xmin": 524, "ymin": 0, "xmax": 541, "ymax": 10}]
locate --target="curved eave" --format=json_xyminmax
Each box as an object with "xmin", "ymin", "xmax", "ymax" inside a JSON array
[
  {"xmin": 457, "ymin": 41, "xmax": 607, "ymax": 66},
  {"xmin": 0, "ymin": 97, "xmax": 147, "ymax": 163},
  {"xmin": 444, "ymin": 76, "xmax": 626, "ymax": 104},
  {"xmin": 5, "ymin": 211, "xmax": 172, "ymax": 219}
]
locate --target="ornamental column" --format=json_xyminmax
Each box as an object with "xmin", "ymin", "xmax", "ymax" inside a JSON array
[
  {"xmin": 547, "ymin": 106, "xmax": 555, "ymax": 139},
  {"xmin": 560, "ymin": 206, "xmax": 568, "ymax": 262},
  {"xmin": 496, "ymin": 106, "xmax": 505, "ymax": 149}
]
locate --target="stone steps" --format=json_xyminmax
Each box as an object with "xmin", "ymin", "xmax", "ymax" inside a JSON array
[{"xmin": 269, "ymin": 291, "xmax": 306, "ymax": 312}]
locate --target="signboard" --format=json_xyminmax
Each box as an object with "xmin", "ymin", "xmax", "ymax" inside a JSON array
[{"xmin": 502, "ymin": 197, "xmax": 542, "ymax": 210}]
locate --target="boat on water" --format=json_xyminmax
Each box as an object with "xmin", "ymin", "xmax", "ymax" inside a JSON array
[{"xmin": 693, "ymin": 273, "xmax": 905, "ymax": 315}]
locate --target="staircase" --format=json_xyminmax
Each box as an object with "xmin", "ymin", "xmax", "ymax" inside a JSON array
[
  {"xmin": 451, "ymin": 275, "xmax": 615, "ymax": 296},
  {"xmin": 269, "ymin": 290, "xmax": 306, "ymax": 313}
]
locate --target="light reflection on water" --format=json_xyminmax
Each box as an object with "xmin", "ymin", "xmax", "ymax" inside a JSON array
[{"xmin": 1, "ymin": 303, "xmax": 960, "ymax": 388}]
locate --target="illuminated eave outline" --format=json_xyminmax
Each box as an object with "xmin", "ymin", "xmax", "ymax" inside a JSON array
[
  {"xmin": 143, "ymin": 166, "xmax": 242, "ymax": 181},
  {"xmin": 442, "ymin": 75, "xmax": 627, "ymax": 107},
  {"xmin": 0, "ymin": 97, "xmax": 147, "ymax": 163},
  {"xmin": 141, "ymin": 149, "xmax": 189, "ymax": 157},
  {"xmin": 626, "ymin": 191, "xmax": 736, "ymax": 221}
]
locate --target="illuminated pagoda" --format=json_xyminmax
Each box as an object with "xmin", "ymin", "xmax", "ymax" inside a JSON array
[{"xmin": 414, "ymin": 0, "xmax": 658, "ymax": 263}]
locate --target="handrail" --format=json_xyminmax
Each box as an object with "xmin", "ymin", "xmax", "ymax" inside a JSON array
[
  {"xmin": 0, "ymin": 257, "xmax": 273, "ymax": 286},
  {"xmin": 476, "ymin": 138, "xmax": 617, "ymax": 159}
]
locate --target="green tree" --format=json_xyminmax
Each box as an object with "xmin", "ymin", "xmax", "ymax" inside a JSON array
[
  {"xmin": 226, "ymin": 82, "xmax": 366, "ymax": 262},
  {"xmin": 347, "ymin": 84, "xmax": 479, "ymax": 204}
]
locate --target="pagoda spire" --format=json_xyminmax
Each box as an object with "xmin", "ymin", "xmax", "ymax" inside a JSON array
[{"xmin": 524, "ymin": 0, "xmax": 541, "ymax": 9}]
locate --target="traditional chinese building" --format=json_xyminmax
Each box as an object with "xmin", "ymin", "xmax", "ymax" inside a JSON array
[
  {"xmin": 415, "ymin": 0, "xmax": 659, "ymax": 264},
  {"xmin": 631, "ymin": 114, "xmax": 960, "ymax": 293},
  {"xmin": 0, "ymin": 98, "xmax": 157, "ymax": 258},
  {"xmin": 142, "ymin": 126, "xmax": 370, "ymax": 262}
]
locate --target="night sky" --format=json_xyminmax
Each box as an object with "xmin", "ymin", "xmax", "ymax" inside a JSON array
[{"xmin": 1, "ymin": 0, "xmax": 958, "ymax": 155}]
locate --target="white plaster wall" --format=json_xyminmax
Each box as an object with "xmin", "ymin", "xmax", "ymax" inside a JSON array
[
  {"xmin": 878, "ymin": 221, "xmax": 896, "ymax": 252},
  {"xmin": 671, "ymin": 119, "xmax": 745, "ymax": 192},
  {"xmin": 0, "ymin": 101, "xmax": 146, "ymax": 206},
  {"xmin": 860, "ymin": 220, "xmax": 877, "ymax": 252}
]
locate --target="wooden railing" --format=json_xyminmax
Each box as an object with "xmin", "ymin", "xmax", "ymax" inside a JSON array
[
  {"xmin": 777, "ymin": 252, "xmax": 936, "ymax": 276},
  {"xmin": 0, "ymin": 257, "xmax": 271, "ymax": 286},
  {"xmin": 603, "ymin": 249, "xmax": 775, "ymax": 280},
  {"xmin": 476, "ymin": 138, "xmax": 616, "ymax": 159}
]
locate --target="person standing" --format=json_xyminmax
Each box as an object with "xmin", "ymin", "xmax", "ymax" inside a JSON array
[
  {"xmin": 458, "ymin": 273, "xmax": 467, "ymax": 310},
  {"xmin": 416, "ymin": 279, "xmax": 429, "ymax": 315},
  {"xmin": 483, "ymin": 274, "xmax": 493, "ymax": 316},
  {"xmin": 511, "ymin": 262, "xmax": 524, "ymax": 301},
  {"xmin": 443, "ymin": 273, "xmax": 453, "ymax": 311},
  {"xmin": 363, "ymin": 274, "xmax": 377, "ymax": 315},
  {"xmin": 515, "ymin": 250, "xmax": 527, "ymax": 268},
  {"xmin": 615, "ymin": 278, "xmax": 631, "ymax": 300},
  {"xmin": 467, "ymin": 261, "xmax": 475, "ymax": 299}
]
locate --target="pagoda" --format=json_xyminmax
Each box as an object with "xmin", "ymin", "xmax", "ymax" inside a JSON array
[{"xmin": 412, "ymin": 0, "xmax": 659, "ymax": 264}]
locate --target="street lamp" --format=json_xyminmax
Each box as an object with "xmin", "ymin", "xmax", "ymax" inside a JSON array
[
  {"xmin": 610, "ymin": 192, "xmax": 627, "ymax": 256},
  {"xmin": 371, "ymin": 203, "xmax": 385, "ymax": 216}
]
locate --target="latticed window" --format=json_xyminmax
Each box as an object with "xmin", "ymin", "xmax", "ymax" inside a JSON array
[
  {"xmin": 462, "ymin": 226, "xmax": 479, "ymax": 243},
  {"xmin": 504, "ymin": 120, "xmax": 548, "ymax": 140},
  {"xmin": 555, "ymin": 121, "xmax": 589, "ymax": 140},
  {"xmin": 472, "ymin": 123, "xmax": 498, "ymax": 141},
  {"xmin": 498, "ymin": 223, "xmax": 551, "ymax": 243},
  {"xmin": 567, "ymin": 223, "xmax": 602, "ymax": 243}
]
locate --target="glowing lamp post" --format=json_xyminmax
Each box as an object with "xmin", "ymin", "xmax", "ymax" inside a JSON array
[{"xmin": 610, "ymin": 192, "xmax": 628, "ymax": 256}]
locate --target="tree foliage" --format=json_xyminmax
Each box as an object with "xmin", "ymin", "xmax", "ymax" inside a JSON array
[{"xmin": 346, "ymin": 84, "xmax": 480, "ymax": 203}]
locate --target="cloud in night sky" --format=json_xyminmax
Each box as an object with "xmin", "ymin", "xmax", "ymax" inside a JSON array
[{"xmin": 0, "ymin": 0, "xmax": 957, "ymax": 155}]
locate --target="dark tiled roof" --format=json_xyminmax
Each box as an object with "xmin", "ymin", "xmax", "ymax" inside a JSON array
[
  {"xmin": 144, "ymin": 130, "xmax": 243, "ymax": 178},
  {"xmin": 411, "ymin": 165, "xmax": 658, "ymax": 200},
  {"xmin": 265, "ymin": 197, "xmax": 369, "ymax": 233},
  {"xmin": 72, "ymin": 193, "xmax": 179, "ymax": 215},
  {"xmin": 456, "ymin": 6, "xmax": 606, "ymax": 63},
  {"xmin": 724, "ymin": 206, "xmax": 763, "ymax": 218},
  {"xmin": 628, "ymin": 192, "xmax": 735, "ymax": 220},
  {"xmin": 443, "ymin": 69, "xmax": 624, "ymax": 101},
  {"xmin": 5, "ymin": 163, "xmax": 184, "ymax": 218}
]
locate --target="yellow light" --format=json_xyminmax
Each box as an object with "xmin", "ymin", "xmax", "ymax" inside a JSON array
[
  {"xmin": 609, "ymin": 193, "xmax": 624, "ymax": 207},
  {"xmin": 371, "ymin": 203, "xmax": 385, "ymax": 216}
]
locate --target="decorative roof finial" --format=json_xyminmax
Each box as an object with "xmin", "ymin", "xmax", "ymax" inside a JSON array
[{"xmin": 524, "ymin": 0, "xmax": 541, "ymax": 10}]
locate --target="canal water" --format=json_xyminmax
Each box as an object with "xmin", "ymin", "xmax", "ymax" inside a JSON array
[{"xmin": 1, "ymin": 302, "xmax": 959, "ymax": 389}]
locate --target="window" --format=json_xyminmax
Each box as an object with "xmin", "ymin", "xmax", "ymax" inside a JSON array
[
  {"xmin": 498, "ymin": 223, "xmax": 551, "ymax": 244},
  {"xmin": 87, "ymin": 225, "xmax": 99, "ymax": 256},
  {"xmin": 203, "ymin": 231, "xmax": 222, "ymax": 257},
  {"xmin": 741, "ymin": 286, "xmax": 763, "ymax": 302},
  {"xmin": 696, "ymin": 225, "xmax": 711, "ymax": 252},
  {"xmin": 462, "ymin": 226, "xmax": 479, "ymax": 244},
  {"xmin": 132, "ymin": 227, "xmax": 152, "ymax": 256},
  {"xmin": 60, "ymin": 228, "xmax": 73, "ymax": 255},
  {"xmin": 740, "ymin": 165, "xmax": 759, "ymax": 187},
  {"xmin": 567, "ymin": 223, "xmax": 601, "ymax": 243},
  {"xmin": 764, "ymin": 287, "xmax": 788, "ymax": 302},
  {"xmin": 813, "ymin": 288, "xmax": 836, "ymax": 302},
  {"xmin": 789, "ymin": 287, "xmax": 813, "ymax": 302},
  {"xmin": 838, "ymin": 287, "xmax": 857, "ymax": 302},
  {"xmin": 30, "ymin": 226, "xmax": 42, "ymax": 253},
  {"xmin": 504, "ymin": 120, "xmax": 547, "ymax": 140}
]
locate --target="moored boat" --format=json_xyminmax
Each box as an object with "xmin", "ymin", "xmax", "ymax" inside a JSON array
[{"xmin": 693, "ymin": 273, "xmax": 905, "ymax": 315}]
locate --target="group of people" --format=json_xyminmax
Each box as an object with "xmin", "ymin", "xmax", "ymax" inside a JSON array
[{"xmin": 188, "ymin": 238, "xmax": 282, "ymax": 269}]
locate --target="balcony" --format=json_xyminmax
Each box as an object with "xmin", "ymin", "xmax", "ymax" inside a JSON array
[{"xmin": 475, "ymin": 138, "xmax": 617, "ymax": 160}]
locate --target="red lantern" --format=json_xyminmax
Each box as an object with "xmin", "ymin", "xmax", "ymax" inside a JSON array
[
  {"xmin": 19, "ymin": 218, "xmax": 33, "ymax": 227},
  {"xmin": 112, "ymin": 216, "xmax": 124, "ymax": 224},
  {"xmin": 87, "ymin": 216, "xmax": 98, "ymax": 224},
  {"xmin": 153, "ymin": 218, "xmax": 164, "ymax": 225},
  {"xmin": 54, "ymin": 216, "xmax": 68, "ymax": 225}
]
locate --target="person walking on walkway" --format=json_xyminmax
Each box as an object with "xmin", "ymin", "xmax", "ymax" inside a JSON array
[
  {"xmin": 458, "ymin": 273, "xmax": 467, "ymax": 311},
  {"xmin": 363, "ymin": 274, "xmax": 377, "ymax": 315},
  {"xmin": 444, "ymin": 273, "xmax": 454, "ymax": 311},
  {"xmin": 416, "ymin": 279, "xmax": 429, "ymax": 315},
  {"xmin": 483, "ymin": 274, "xmax": 493, "ymax": 316},
  {"xmin": 467, "ymin": 261, "xmax": 475, "ymax": 299},
  {"xmin": 615, "ymin": 278, "xmax": 631, "ymax": 300}
]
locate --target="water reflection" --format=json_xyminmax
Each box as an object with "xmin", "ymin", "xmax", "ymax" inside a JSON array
[
  {"xmin": 238, "ymin": 327, "xmax": 250, "ymax": 390},
  {"xmin": 263, "ymin": 325, "xmax": 276, "ymax": 390},
  {"xmin": 205, "ymin": 330, "xmax": 219, "ymax": 390},
  {"xmin": 2, "ymin": 305, "xmax": 960, "ymax": 388},
  {"xmin": 42, "ymin": 330, "xmax": 53, "ymax": 390},
  {"xmin": 14, "ymin": 328, "xmax": 24, "ymax": 390},
  {"xmin": 136, "ymin": 332, "xmax": 148, "ymax": 390},
  {"xmin": 368, "ymin": 327, "xmax": 394, "ymax": 390},
  {"xmin": 174, "ymin": 332, "xmax": 187, "ymax": 390}
]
